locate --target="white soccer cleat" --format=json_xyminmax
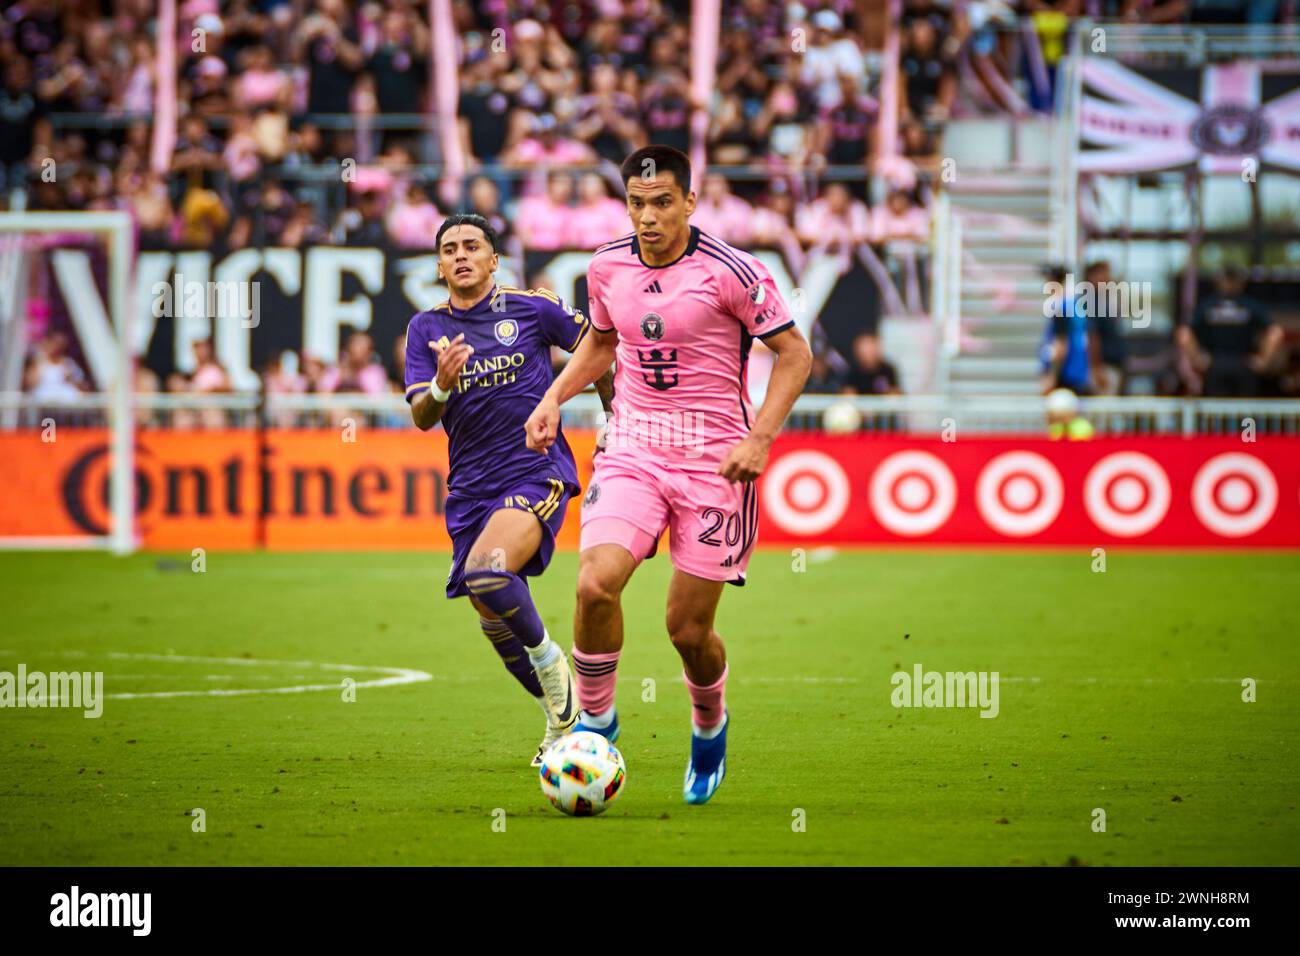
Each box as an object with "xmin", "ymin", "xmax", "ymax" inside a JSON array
[
  {"xmin": 534, "ymin": 645, "xmax": 579, "ymax": 739},
  {"xmin": 531, "ymin": 720, "xmax": 570, "ymax": 767}
]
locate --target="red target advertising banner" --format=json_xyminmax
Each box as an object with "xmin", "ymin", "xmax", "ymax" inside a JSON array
[
  {"xmin": 758, "ymin": 437, "xmax": 1300, "ymax": 548},
  {"xmin": 2, "ymin": 432, "xmax": 1297, "ymax": 549}
]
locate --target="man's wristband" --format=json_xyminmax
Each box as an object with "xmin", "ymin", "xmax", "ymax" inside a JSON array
[{"xmin": 429, "ymin": 380, "xmax": 452, "ymax": 402}]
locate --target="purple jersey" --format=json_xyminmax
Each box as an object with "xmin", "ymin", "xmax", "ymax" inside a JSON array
[{"xmin": 404, "ymin": 285, "xmax": 589, "ymax": 498}]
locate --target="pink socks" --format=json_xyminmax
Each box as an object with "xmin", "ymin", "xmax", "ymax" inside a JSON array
[
  {"xmin": 572, "ymin": 648, "xmax": 620, "ymax": 716},
  {"xmin": 684, "ymin": 664, "xmax": 728, "ymax": 731}
]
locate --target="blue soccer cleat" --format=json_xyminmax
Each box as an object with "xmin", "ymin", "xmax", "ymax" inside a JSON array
[
  {"xmin": 574, "ymin": 709, "xmax": 620, "ymax": 743},
  {"xmin": 683, "ymin": 711, "xmax": 728, "ymax": 805}
]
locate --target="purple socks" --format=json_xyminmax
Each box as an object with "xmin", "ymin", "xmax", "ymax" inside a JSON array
[
  {"xmin": 479, "ymin": 616, "xmax": 543, "ymax": 697},
  {"xmin": 464, "ymin": 570, "xmax": 548, "ymax": 648}
]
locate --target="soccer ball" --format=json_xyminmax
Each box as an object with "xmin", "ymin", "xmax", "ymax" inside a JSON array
[
  {"xmin": 538, "ymin": 731, "xmax": 626, "ymax": 816},
  {"xmin": 822, "ymin": 399, "xmax": 863, "ymax": 434}
]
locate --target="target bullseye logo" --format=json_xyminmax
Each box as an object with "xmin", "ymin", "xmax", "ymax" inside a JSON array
[
  {"xmin": 976, "ymin": 452, "xmax": 1064, "ymax": 537},
  {"xmin": 1083, "ymin": 452, "xmax": 1171, "ymax": 537},
  {"xmin": 868, "ymin": 451, "xmax": 957, "ymax": 537},
  {"xmin": 761, "ymin": 450, "xmax": 851, "ymax": 535},
  {"xmin": 1191, "ymin": 453, "xmax": 1277, "ymax": 537}
]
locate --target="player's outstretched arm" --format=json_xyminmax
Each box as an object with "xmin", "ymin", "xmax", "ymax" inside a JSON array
[
  {"xmin": 410, "ymin": 388, "xmax": 446, "ymax": 431},
  {"xmin": 411, "ymin": 333, "xmax": 474, "ymax": 431},
  {"xmin": 594, "ymin": 367, "xmax": 615, "ymax": 415},
  {"xmin": 719, "ymin": 325, "xmax": 812, "ymax": 483},
  {"xmin": 525, "ymin": 327, "xmax": 617, "ymax": 453}
]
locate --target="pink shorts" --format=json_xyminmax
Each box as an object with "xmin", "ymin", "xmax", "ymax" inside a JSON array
[{"xmin": 579, "ymin": 451, "xmax": 758, "ymax": 585}]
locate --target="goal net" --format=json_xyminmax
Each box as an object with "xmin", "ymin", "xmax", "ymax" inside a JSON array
[{"xmin": 0, "ymin": 211, "xmax": 135, "ymax": 554}]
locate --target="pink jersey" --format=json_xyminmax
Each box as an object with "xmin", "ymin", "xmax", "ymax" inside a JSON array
[
  {"xmin": 690, "ymin": 195, "xmax": 755, "ymax": 246},
  {"xmin": 515, "ymin": 195, "xmax": 572, "ymax": 250},
  {"xmin": 586, "ymin": 226, "xmax": 794, "ymax": 469},
  {"xmin": 795, "ymin": 197, "xmax": 872, "ymax": 246},
  {"xmin": 513, "ymin": 137, "xmax": 592, "ymax": 166},
  {"xmin": 239, "ymin": 69, "xmax": 285, "ymax": 108},
  {"xmin": 388, "ymin": 200, "xmax": 444, "ymax": 248},
  {"xmin": 567, "ymin": 199, "xmax": 629, "ymax": 249},
  {"xmin": 872, "ymin": 203, "xmax": 930, "ymax": 243}
]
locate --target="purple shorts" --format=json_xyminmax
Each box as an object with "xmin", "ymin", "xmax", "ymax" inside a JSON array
[{"xmin": 443, "ymin": 475, "xmax": 578, "ymax": 598}]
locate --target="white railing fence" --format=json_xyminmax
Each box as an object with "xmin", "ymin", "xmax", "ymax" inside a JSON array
[
  {"xmin": 928, "ymin": 190, "xmax": 964, "ymax": 395},
  {"xmin": 2, "ymin": 392, "xmax": 1297, "ymax": 436}
]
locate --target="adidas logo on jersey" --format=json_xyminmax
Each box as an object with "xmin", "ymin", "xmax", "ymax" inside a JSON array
[{"xmin": 643, "ymin": 281, "xmax": 663, "ymax": 294}]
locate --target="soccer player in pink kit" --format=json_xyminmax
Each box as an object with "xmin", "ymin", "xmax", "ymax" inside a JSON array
[{"xmin": 525, "ymin": 145, "xmax": 812, "ymax": 804}]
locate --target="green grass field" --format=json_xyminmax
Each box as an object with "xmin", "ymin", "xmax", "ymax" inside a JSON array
[{"xmin": 1, "ymin": 549, "xmax": 1297, "ymax": 866}]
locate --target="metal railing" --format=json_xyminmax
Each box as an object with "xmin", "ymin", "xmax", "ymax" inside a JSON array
[
  {"xmin": 1054, "ymin": 20, "xmax": 1085, "ymax": 271},
  {"xmin": 784, "ymin": 394, "xmax": 1300, "ymax": 435},
  {"xmin": 3, "ymin": 392, "xmax": 1297, "ymax": 436},
  {"xmin": 42, "ymin": 109, "xmax": 879, "ymax": 185},
  {"xmin": 1085, "ymin": 23, "xmax": 1300, "ymax": 64},
  {"xmin": 931, "ymin": 191, "xmax": 963, "ymax": 385}
]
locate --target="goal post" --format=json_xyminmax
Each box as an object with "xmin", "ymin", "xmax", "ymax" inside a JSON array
[{"xmin": 0, "ymin": 210, "xmax": 136, "ymax": 554}]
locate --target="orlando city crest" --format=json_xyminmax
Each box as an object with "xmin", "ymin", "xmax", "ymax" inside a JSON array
[
  {"xmin": 494, "ymin": 319, "xmax": 518, "ymax": 346},
  {"xmin": 640, "ymin": 312, "xmax": 665, "ymax": 341}
]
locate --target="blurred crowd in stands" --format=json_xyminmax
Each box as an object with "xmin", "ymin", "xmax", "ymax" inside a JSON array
[
  {"xmin": 4, "ymin": 0, "xmax": 1298, "ymax": 411},
  {"xmin": 1039, "ymin": 261, "xmax": 1297, "ymax": 399},
  {"xmin": 2, "ymin": 0, "xmax": 913, "ymax": 247}
]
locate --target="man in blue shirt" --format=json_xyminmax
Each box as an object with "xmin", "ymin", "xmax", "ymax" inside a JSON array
[{"xmin": 1039, "ymin": 265, "xmax": 1094, "ymax": 394}]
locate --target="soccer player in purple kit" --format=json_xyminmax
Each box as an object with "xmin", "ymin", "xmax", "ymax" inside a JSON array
[{"xmin": 405, "ymin": 213, "xmax": 612, "ymax": 766}]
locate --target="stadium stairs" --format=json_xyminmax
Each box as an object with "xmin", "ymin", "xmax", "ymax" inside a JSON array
[{"xmin": 939, "ymin": 118, "xmax": 1055, "ymax": 397}]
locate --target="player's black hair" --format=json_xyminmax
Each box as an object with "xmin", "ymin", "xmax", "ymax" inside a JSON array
[
  {"xmin": 1041, "ymin": 262, "xmax": 1067, "ymax": 284},
  {"xmin": 620, "ymin": 145, "xmax": 691, "ymax": 197},
  {"xmin": 435, "ymin": 213, "xmax": 498, "ymax": 252}
]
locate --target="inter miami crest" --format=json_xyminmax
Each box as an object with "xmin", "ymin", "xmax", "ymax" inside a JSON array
[
  {"xmin": 1191, "ymin": 104, "xmax": 1270, "ymax": 156},
  {"xmin": 494, "ymin": 319, "xmax": 518, "ymax": 346},
  {"xmin": 583, "ymin": 482, "xmax": 600, "ymax": 508},
  {"xmin": 640, "ymin": 312, "xmax": 665, "ymax": 341}
]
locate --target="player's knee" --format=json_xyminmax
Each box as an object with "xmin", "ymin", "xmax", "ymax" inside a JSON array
[
  {"xmin": 575, "ymin": 564, "xmax": 620, "ymax": 612},
  {"xmin": 666, "ymin": 612, "xmax": 712, "ymax": 653},
  {"xmin": 468, "ymin": 596, "xmax": 497, "ymax": 620}
]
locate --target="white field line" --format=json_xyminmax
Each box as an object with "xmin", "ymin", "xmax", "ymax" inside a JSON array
[
  {"xmin": 275, "ymin": 673, "xmax": 1273, "ymax": 686},
  {"xmin": 69, "ymin": 673, "xmax": 315, "ymax": 682},
  {"xmin": 0, "ymin": 651, "xmax": 1280, "ymax": 696},
  {"xmin": 746, "ymin": 676, "xmax": 1261, "ymax": 685},
  {"xmin": 3, "ymin": 650, "xmax": 432, "ymax": 700}
]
